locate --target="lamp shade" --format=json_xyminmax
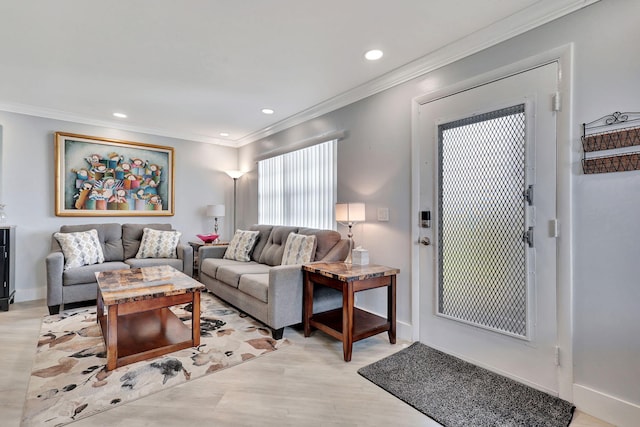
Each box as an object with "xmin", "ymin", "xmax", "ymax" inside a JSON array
[
  {"xmin": 206, "ymin": 204, "xmax": 225, "ymax": 217},
  {"xmin": 225, "ymin": 170, "xmax": 245, "ymax": 179},
  {"xmin": 335, "ymin": 203, "xmax": 365, "ymax": 223}
]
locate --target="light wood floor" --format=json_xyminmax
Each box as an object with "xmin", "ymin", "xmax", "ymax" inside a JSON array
[{"xmin": 1, "ymin": 298, "xmax": 613, "ymax": 427}]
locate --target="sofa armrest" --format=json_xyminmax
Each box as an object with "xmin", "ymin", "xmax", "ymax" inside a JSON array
[
  {"xmin": 176, "ymin": 243, "xmax": 193, "ymax": 277},
  {"xmin": 320, "ymin": 239, "xmax": 350, "ymax": 262},
  {"xmin": 46, "ymin": 251, "xmax": 65, "ymax": 307},
  {"xmin": 199, "ymin": 245, "xmax": 227, "ymax": 261},
  {"xmin": 267, "ymin": 264, "xmax": 304, "ymax": 329}
]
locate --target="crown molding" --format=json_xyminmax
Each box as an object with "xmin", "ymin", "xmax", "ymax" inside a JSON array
[
  {"xmin": 236, "ymin": 0, "xmax": 599, "ymax": 147},
  {"xmin": 0, "ymin": 102, "xmax": 237, "ymax": 147},
  {"xmin": 0, "ymin": 0, "xmax": 598, "ymax": 148}
]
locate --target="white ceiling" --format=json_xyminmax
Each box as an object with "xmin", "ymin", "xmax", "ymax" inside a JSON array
[{"xmin": 0, "ymin": 1, "xmax": 595, "ymax": 147}]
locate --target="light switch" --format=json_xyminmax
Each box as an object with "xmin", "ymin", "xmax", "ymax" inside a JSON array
[{"xmin": 377, "ymin": 207, "xmax": 389, "ymax": 221}]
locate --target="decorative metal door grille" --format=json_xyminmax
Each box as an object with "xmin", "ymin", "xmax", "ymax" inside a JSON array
[{"xmin": 437, "ymin": 104, "xmax": 528, "ymax": 337}]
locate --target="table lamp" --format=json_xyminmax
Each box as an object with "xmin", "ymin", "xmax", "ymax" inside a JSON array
[
  {"xmin": 335, "ymin": 202, "xmax": 365, "ymax": 264},
  {"xmin": 206, "ymin": 204, "xmax": 225, "ymax": 234}
]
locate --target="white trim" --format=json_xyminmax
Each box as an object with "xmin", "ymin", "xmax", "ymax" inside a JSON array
[
  {"xmin": 356, "ymin": 306, "xmax": 413, "ymax": 342},
  {"xmin": 15, "ymin": 287, "xmax": 46, "ymax": 304},
  {"xmin": 0, "ymin": 102, "xmax": 237, "ymax": 147},
  {"xmin": 236, "ymin": 0, "xmax": 597, "ymax": 147},
  {"xmin": 410, "ymin": 44, "xmax": 574, "ymax": 401},
  {"xmin": 573, "ymin": 384, "xmax": 639, "ymax": 427},
  {"xmin": 0, "ymin": 1, "xmax": 596, "ymax": 148}
]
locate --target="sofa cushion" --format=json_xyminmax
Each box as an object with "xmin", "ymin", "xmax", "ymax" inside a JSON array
[
  {"xmin": 59, "ymin": 223, "xmax": 123, "ymax": 261},
  {"xmin": 258, "ymin": 226, "xmax": 299, "ymax": 266},
  {"xmin": 54, "ymin": 229, "xmax": 105, "ymax": 271},
  {"xmin": 216, "ymin": 263, "xmax": 272, "ymax": 288},
  {"xmin": 281, "ymin": 233, "xmax": 317, "ymax": 265},
  {"xmin": 224, "ymin": 229, "xmax": 260, "ymax": 262},
  {"xmin": 122, "ymin": 223, "xmax": 172, "ymax": 260},
  {"xmin": 200, "ymin": 257, "xmax": 244, "ymax": 279},
  {"xmin": 238, "ymin": 274, "xmax": 269, "ymax": 303},
  {"xmin": 135, "ymin": 228, "xmax": 181, "ymax": 259},
  {"xmin": 248, "ymin": 224, "xmax": 274, "ymax": 262},
  {"xmin": 125, "ymin": 257, "xmax": 184, "ymax": 271},
  {"xmin": 298, "ymin": 228, "xmax": 342, "ymax": 261},
  {"xmin": 63, "ymin": 261, "xmax": 130, "ymax": 286}
]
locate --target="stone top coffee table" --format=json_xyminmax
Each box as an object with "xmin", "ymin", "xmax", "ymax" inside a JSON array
[{"xmin": 95, "ymin": 265, "xmax": 205, "ymax": 371}]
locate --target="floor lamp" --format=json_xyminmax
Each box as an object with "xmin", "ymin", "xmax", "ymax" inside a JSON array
[
  {"xmin": 336, "ymin": 203, "xmax": 366, "ymax": 264},
  {"xmin": 225, "ymin": 170, "xmax": 245, "ymax": 231}
]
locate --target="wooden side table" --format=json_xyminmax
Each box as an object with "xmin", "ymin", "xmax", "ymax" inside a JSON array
[
  {"xmin": 188, "ymin": 240, "xmax": 228, "ymax": 278},
  {"xmin": 302, "ymin": 262, "xmax": 399, "ymax": 362}
]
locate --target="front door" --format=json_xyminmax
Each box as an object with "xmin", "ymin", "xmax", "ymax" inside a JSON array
[{"xmin": 417, "ymin": 63, "xmax": 559, "ymax": 393}]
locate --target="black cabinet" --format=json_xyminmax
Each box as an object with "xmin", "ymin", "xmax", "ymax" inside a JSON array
[{"xmin": 0, "ymin": 226, "xmax": 15, "ymax": 311}]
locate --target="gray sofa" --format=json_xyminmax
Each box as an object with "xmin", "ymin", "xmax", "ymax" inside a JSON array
[
  {"xmin": 199, "ymin": 224, "xmax": 349, "ymax": 338},
  {"xmin": 46, "ymin": 223, "xmax": 193, "ymax": 314}
]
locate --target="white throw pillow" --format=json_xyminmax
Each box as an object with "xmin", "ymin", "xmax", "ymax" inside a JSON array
[
  {"xmin": 281, "ymin": 233, "xmax": 317, "ymax": 265},
  {"xmin": 54, "ymin": 229, "xmax": 105, "ymax": 271},
  {"xmin": 223, "ymin": 229, "xmax": 260, "ymax": 262},
  {"xmin": 135, "ymin": 228, "xmax": 181, "ymax": 259}
]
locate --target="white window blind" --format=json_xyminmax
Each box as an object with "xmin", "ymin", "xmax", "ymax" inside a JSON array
[{"xmin": 258, "ymin": 139, "xmax": 336, "ymax": 229}]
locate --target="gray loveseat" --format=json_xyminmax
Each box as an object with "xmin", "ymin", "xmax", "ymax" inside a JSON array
[
  {"xmin": 46, "ymin": 223, "xmax": 193, "ymax": 314},
  {"xmin": 199, "ymin": 224, "xmax": 349, "ymax": 338}
]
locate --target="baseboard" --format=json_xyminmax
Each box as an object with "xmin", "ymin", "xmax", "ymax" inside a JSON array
[
  {"xmin": 355, "ymin": 305, "xmax": 413, "ymax": 341},
  {"xmin": 15, "ymin": 286, "xmax": 46, "ymax": 303},
  {"xmin": 573, "ymin": 383, "xmax": 640, "ymax": 427}
]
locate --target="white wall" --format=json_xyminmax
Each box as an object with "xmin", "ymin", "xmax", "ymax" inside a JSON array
[
  {"xmin": 0, "ymin": 110, "xmax": 238, "ymax": 302},
  {"xmin": 239, "ymin": 1, "xmax": 640, "ymax": 424}
]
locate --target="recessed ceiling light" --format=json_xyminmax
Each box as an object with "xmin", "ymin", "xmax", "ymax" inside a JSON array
[
  {"xmin": 261, "ymin": 108, "xmax": 274, "ymax": 115},
  {"xmin": 220, "ymin": 132, "xmax": 230, "ymax": 137},
  {"xmin": 365, "ymin": 49, "xmax": 383, "ymax": 61},
  {"xmin": 113, "ymin": 112, "xmax": 127, "ymax": 118}
]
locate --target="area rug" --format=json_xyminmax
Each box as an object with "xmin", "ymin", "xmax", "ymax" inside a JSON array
[
  {"xmin": 21, "ymin": 291, "xmax": 290, "ymax": 427},
  {"xmin": 358, "ymin": 342, "xmax": 574, "ymax": 427}
]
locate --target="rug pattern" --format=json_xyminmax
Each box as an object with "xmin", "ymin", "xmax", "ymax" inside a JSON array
[
  {"xmin": 21, "ymin": 291, "xmax": 289, "ymax": 426},
  {"xmin": 358, "ymin": 342, "xmax": 575, "ymax": 427}
]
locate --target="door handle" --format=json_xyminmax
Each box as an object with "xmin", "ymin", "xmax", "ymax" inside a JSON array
[{"xmin": 419, "ymin": 237, "xmax": 431, "ymax": 246}]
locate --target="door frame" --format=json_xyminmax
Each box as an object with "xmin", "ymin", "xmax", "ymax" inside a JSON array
[{"xmin": 410, "ymin": 44, "xmax": 574, "ymax": 400}]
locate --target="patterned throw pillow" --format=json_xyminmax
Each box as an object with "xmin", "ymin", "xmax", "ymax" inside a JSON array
[
  {"xmin": 281, "ymin": 233, "xmax": 317, "ymax": 265},
  {"xmin": 135, "ymin": 228, "xmax": 181, "ymax": 259},
  {"xmin": 223, "ymin": 229, "xmax": 260, "ymax": 262},
  {"xmin": 54, "ymin": 229, "xmax": 105, "ymax": 271}
]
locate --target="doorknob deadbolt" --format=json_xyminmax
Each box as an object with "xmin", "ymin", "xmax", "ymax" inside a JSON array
[{"xmin": 419, "ymin": 237, "xmax": 431, "ymax": 246}]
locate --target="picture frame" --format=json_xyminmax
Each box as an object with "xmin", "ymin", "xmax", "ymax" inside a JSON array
[{"xmin": 55, "ymin": 132, "xmax": 175, "ymax": 216}]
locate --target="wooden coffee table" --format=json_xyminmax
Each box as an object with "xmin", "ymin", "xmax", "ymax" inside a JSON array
[{"xmin": 95, "ymin": 265, "xmax": 205, "ymax": 371}]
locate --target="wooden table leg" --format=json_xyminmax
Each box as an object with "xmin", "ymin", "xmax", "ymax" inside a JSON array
[
  {"xmin": 106, "ymin": 304, "xmax": 118, "ymax": 371},
  {"xmin": 388, "ymin": 275, "xmax": 396, "ymax": 344},
  {"xmin": 303, "ymin": 272, "xmax": 314, "ymax": 337},
  {"xmin": 97, "ymin": 289, "xmax": 104, "ymax": 325},
  {"xmin": 192, "ymin": 291, "xmax": 201, "ymax": 346},
  {"xmin": 343, "ymin": 282, "xmax": 355, "ymax": 362}
]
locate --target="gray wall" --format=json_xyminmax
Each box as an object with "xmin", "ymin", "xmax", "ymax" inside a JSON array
[
  {"xmin": 0, "ymin": 110, "xmax": 238, "ymax": 302},
  {"xmin": 0, "ymin": 0, "xmax": 637, "ymax": 423},
  {"xmin": 239, "ymin": 0, "xmax": 640, "ymax": 423}
]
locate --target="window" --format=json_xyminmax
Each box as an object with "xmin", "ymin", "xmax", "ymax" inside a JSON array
[
  {"xmin": 438, "ymin": 104, "xmax": 529, "ymax": 337},
  {"xmin": 258, "ymin": 140, "xmax": 337, "ymax": 229}
]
